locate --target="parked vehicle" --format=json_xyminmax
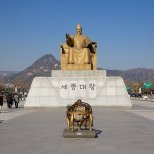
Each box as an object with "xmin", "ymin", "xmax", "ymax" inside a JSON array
[
  {"xmin": 129, "ymin": 93, "xmax": 142, "ymax": 98},
  {"xmin": 142, "ymin": 95, "xmax": 148, "ymax": 100},
  {"xmin": 135, "ymin": 93, "xmax": 142, "ymax": 98}
]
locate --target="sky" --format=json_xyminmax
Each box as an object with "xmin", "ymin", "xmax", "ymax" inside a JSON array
[{"xmin": 0, "ymin": 0, "xmax": 154, "ymax": 71}]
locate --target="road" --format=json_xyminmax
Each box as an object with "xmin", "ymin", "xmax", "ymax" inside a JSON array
[{"xmin": 0, "ymin": 100, "xmax": 154, "ymax": 154}]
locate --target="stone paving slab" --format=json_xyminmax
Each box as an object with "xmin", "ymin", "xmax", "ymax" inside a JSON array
[
  {"xmin": 0, "ymin": 101, "xmax": 33, "ymax": 121},
  {"xmin": 0, "ymin": 100, "xmax": 154, "ymax": 154},
  {"xmin": 63, "ymin": 128, "xmax": 96, "ymax": 138}
]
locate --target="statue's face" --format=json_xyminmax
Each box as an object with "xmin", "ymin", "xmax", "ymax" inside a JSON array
[{"xmin": 76, "ymin": 26, "xmax": 82, "ymax": 35}]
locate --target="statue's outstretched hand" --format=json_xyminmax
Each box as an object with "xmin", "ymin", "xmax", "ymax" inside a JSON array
[
  {"xmin": 66, "ymin": 33, "xmax": 73, "ymax": 47},
  {"xmin": 66, "ymin": 33, "xmax": 71, "ymax": 40}
]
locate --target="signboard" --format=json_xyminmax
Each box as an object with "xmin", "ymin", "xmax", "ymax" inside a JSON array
[
  {"xmin": 143, "ymin": 82, "xmax": 152, "ymax": 89},
  {"xmin": 60, "ymin": 80, "xmax": 96, "ymax": 99}
]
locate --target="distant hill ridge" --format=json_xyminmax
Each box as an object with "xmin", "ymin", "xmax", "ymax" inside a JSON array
[
  {"xmin": 107, "ymin": 68, "xmax": 154, "ymax": 82},
  {"xmin": 1, "ymin": 54, "xmax": 154, "ymax": 88},
  {"xmin": 3, "ymin": 54, "xmax": 60, "ymax": 85}
]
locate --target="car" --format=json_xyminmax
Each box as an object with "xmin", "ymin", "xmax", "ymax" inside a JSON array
[
  {"xmin": 130, "ymin": 93, "xmax": 136, "ymax": 97},
  {"xmin": 142, "ymin": 95, "xmax": 148, "ymax": 100},
  {"xmin": 135, "ymin": 93, "xmax": 142, "ymax": 98},
  {"xmin": 129, "ymin": 93, "xmax": 142, "ymax": 98}
]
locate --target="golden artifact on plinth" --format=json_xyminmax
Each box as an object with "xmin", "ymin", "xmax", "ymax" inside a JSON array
[
  {"xmin": 60, "ymin": 24, "xmax": 97, "ymax": 70},
  {"xmin": 66, "ymin": 99, "xmax": 93, "ymax": 132}
]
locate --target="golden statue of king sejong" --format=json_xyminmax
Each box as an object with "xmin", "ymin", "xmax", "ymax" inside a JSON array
[{"xmin": 60, "ymin": 24, "xmax": 97, "ymax": 70}]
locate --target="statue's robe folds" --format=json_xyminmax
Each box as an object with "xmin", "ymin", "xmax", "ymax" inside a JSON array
[{"xmin": 67, "ymin": 34, "xmax": 91, "ymax": 64}]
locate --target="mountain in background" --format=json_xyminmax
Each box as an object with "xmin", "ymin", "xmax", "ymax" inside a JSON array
[
  {"xmin": 3, "ymin": 54, "xmax": 60, "ymax": 89},
  {"xmin": 0, "ymin": 71, "xmax": 18, "ymax": 77},
  {"xmin": 1, "ymin": 54, "xmax": 154, "ymax": 89},
  {"xmin": 0, "ymin": 71, "xmax": 18, "ymax": 83},
  {"xmin": 107, "ymin": 68, "xmax": 154, "ymax": 83}
]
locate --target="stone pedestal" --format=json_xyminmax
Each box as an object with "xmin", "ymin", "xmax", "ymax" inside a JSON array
[
  {"xmin": 67, "ymin": 64, "xmax": 92, "ymax": 70},
  {"xmin": 63, "ymin": 129, "xmax": 96, "ymax": 138},
  {"xmin": 51, "ymin": 70, "xmax": 106, "ymax": 77},
  {"xmin": 24, "ymin": 70, "xmax": 132, "ymax": 108}
]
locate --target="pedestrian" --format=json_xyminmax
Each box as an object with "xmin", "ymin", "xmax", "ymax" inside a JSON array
[
  {"xmin": 14, "ymin": 93, "xmax": 19, "ymax": 108},
  {"xmin": 6, "ymin": 94, "xmax": 13, "ymax": 108},
  {"xmin": 0, "ymin": 94, "xmax": 3, "ymax": 113}
]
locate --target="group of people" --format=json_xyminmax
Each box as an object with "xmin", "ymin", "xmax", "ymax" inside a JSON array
[
  {"xmin": 6, "ymin": 93, "xmax": 20, "ymax": 108},
  {"xmin": 0, "ymin": 93, "xmax": 20, "ymax": 110}
]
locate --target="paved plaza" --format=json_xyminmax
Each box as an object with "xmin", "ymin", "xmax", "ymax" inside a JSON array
[{"xmin": 0, "ymin": 100, "xmax": 154, "ymax": 154}]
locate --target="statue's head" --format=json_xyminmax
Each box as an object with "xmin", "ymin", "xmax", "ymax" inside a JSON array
[{"xmin": 76, "ymin": 24, "xmax": 82, "ymax": 35}]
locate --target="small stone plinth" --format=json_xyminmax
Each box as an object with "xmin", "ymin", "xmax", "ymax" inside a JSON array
[{"xmin": 63, "ymin": 128, "xmax": 96, "ymax": 138}]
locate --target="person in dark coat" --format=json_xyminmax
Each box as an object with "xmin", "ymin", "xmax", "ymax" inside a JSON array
[
  {"xmin": 0, "ymin": 94, "xmax": 3, "ymax": 112},
  {"xmin": 6, "ymin": 94, "xmax": 13, "ymax": 108}
]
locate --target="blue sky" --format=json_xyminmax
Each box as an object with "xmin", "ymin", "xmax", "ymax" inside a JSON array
[{"xmin": 0, "ymin": 0, "xmax": 154, "ymax": 71}]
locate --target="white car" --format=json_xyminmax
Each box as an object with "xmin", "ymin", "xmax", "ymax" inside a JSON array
[{"xmin": 142, "ymin": 95, "xmax": 148, "ymax": 100}]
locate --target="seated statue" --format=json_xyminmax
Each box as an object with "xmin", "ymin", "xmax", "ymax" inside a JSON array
[{"xmin": 60, "ymin": 24, "xmax": 97, "ymax": 70}]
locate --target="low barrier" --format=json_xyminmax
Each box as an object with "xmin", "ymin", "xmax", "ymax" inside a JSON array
[{"xmin": 130, "ymin": 97, "xmax": 154, "ymax": 102}]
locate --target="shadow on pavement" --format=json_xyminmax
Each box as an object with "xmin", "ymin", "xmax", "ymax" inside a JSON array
[
  {"xmin": 0, "ymin": 120, "xmax": 4, "ymax": 123},
  {"xmin": 94, "ymin": 129, "xmax": 103, "ymax": 138}
]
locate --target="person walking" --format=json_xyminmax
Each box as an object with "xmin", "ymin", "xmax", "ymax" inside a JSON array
[
  {"xmin": 6, "ymin": 94, "xmax": 13, "ymax": 108},
  {"xmin": 14, "ymin": 93, "xmax": 19, "ymax": 108},
  {"xmin": 0, "ymin": 94, "xmax": 3, "ymax": 113}
]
